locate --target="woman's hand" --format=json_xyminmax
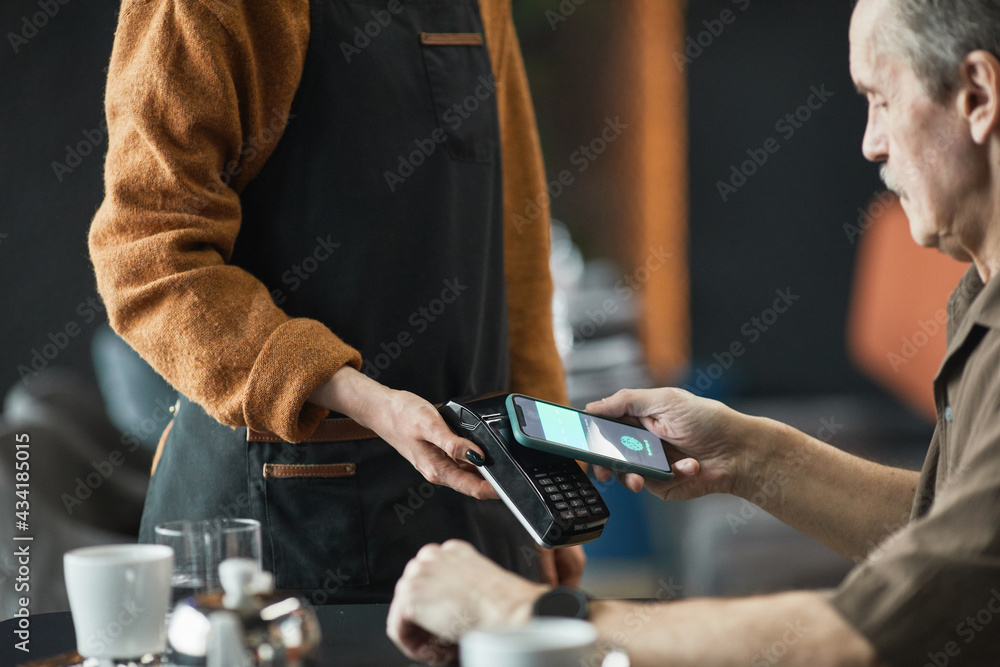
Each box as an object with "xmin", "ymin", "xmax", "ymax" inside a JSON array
[
  {"xmin": 586, "ymin": 387, "xmax": 757, "ymax": 501},
  {"xmin": 537, "ymin": 544, "xmax": 586, "ymax": 587},
  {"xmin": 309, "ymin": 366, "xmax": 497, "ymax": 500}
]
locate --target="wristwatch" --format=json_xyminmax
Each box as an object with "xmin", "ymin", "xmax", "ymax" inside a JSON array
[{"xmin": 532, "ymin": 586, "xmax": 591, "ymax": 619}]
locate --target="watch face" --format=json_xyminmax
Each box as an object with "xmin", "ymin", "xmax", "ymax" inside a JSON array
[{"xmin": 534, "ymin": 587, "xmax": 590, "ymax": 619}]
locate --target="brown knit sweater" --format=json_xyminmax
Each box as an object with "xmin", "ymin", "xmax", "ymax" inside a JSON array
[{"xmin": 88, "ymin": 0, "xmax": 567, "ymax": 443}]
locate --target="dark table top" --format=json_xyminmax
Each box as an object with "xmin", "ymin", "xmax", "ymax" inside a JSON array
[{"xmin": 1, "ymin": 605, "xmax": 418, "ymax": 666}]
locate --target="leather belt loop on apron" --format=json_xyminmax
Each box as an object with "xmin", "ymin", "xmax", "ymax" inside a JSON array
[{"xmin": 247, "ymin": 391, "xmax": 507, "ymax": 443}]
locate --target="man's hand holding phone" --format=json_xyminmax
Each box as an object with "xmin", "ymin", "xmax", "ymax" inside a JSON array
[
  {"xmin": 585, "ymin": 387, "xmax": 759, "ymax": 501},
  {"xmin": 506, "ymin": 394, "xmax": 677, "ymax": 481}
]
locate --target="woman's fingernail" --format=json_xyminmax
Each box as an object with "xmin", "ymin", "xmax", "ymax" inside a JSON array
[
  {"xmin": 676, "ymin": 460, "xmax": 696, "ymax": 474},
  {"xmin": 466, "ymin": 450, "xmax": 485, "ymax": 466}
]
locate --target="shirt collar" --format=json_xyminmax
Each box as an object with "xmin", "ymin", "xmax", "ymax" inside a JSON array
[
  {"xmin": 959, "ymin": 264, "xmax": 1000, "ymax": 330},
  {"xmin": 938, "ymin": 264, "xmax": 1000, "ymax": 377}
]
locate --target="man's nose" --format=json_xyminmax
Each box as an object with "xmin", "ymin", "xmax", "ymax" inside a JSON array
[{"xmin": 861, "ymin": 110, "xmax": 888, "ymax": 162}]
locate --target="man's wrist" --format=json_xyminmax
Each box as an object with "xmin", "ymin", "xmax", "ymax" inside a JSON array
[
  {"xmin": 729, "ymin": 413, "xmax": 784, "ymax": 501},
  {"xmin": 487, "ymin": 582, "xmax": 549, "ymax": 629}
]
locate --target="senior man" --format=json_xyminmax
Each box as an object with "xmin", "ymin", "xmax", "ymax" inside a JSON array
[{"xmin": 385, "ymin": 0, "xmax": 1000, "ymax": 664}]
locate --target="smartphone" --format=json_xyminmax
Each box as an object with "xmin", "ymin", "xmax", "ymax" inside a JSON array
[{"xmin": 505, "ymin": 394, "xmax": 675, "ymax": 482}]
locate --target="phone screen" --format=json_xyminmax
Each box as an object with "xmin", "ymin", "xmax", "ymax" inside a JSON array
[{"xmin": 511, "ymin": 396, "xmax": 672, "ymax": 474}]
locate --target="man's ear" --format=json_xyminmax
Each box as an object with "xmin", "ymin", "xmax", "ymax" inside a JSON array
[{"xmin": 957, "ymin": 50, "xmax": 1000, "ymax": 145}]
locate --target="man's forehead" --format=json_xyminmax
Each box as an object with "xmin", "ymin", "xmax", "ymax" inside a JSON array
[
  {"xmin": 849, "ymin": 0, "xmax": 891, "ymax": 57},
  {"xmin": 849, "ymin": 26, "xmax": 877, "ymax": 93},
  {"xmin": 850, "ymin": 43, "xmax": 879, "ymax": 93},
  {"xmin": 849, "ymin": 0, "xmax": 896, "ymax": 94}
]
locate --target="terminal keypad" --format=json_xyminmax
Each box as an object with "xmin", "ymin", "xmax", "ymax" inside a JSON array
[{"xmin": 528, "ymin": 464, "xmax": 608, "ymax": 530}]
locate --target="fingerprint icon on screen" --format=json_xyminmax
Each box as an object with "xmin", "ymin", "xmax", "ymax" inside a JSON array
[{"xmin": 621, "ymin": 435, "xmax": 644, "ymax": 451}]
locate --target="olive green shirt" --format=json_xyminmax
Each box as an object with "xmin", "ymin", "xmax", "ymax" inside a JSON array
[{"xmin": 832, "ymin": 265, "xmax": 1000, "ymax": 665}]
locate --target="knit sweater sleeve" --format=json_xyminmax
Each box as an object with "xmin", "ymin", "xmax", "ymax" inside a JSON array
[{"xmin": 88, "ymin": 0, "xmax": 361, "ymax": 443}]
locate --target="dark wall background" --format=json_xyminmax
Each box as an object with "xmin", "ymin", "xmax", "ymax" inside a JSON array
[
  {"xmin": 1, "ymin": 0, "xmax": 886, "ymax": 404},
  {"xmin": 683, "ymin": 0, "xmax": 882, "ymax": 397},
  {"xmin": 1, "ymin": 1, "xmax": 120, "ymax": 394}
]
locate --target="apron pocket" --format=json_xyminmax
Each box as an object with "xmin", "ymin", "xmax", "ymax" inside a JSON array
[
  {"xmin": 420, "ymin": 29, "xmax": 498, "ymax": 163},
  {"xmin": 249, "ymin": 444, "xmax": 371, "ymax": 591}
]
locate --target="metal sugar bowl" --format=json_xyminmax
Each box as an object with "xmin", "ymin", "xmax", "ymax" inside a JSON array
[{"xmin": 167, "ymin": 559, "xmax": 322, "ymax": 666}]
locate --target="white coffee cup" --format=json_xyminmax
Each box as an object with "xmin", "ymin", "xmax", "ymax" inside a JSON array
[
  {"xmin": 64, "ymin": 544, "xmax": 173, "ymax": 663},
  {"xmin": 460, "ymin": 618, "xmax": 610, "ymax": 667}
]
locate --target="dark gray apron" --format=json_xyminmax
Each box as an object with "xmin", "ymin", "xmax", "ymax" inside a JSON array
[{"xmin": 138, "ymin": 0, "xmax": 539, "ymax": 602}]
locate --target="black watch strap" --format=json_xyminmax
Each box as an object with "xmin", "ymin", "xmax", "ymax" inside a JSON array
[{"xmin": 532, "ymin": 586, "xmax": 591, "ymax": 619}]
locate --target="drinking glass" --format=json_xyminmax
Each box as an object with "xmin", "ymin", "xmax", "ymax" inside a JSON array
[{"xmin": 154, "ymin": 518, "xmax": 261, "ymax": 608}]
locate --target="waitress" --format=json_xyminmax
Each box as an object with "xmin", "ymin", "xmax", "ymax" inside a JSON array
[{"xmin": 87, "ymin": 0, "xmax": 583, "ymax": 601}]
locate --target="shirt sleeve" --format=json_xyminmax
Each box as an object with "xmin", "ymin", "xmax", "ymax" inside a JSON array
[
  {"xmin": 88, "ymin": 0, "xmax": 361, "ymax": 443},
  {"xmin": 493, "ymin": 12, "xmax": 569, "ymax": 406},
  {"xmin": 829, "ymin": 330, "xmax": 1000, "ymax": 665}
]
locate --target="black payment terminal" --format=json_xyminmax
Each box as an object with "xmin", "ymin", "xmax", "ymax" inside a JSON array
[{"xmin": 439, "ymin": 394, "xmax": 609, "ymax": 548}]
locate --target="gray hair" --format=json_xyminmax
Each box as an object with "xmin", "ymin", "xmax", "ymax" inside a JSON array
[{"xmin": 874, "ymin": 0, "xmax": 1000, "ymax": 101}]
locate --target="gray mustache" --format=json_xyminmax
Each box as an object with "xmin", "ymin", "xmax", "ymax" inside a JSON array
[{"xmin": 879, "ymin": 163, "xmax": 903, "ymax": 196}]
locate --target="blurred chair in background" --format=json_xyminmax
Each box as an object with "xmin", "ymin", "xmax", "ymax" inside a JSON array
[
  {"xmin": 92, "ymin": 323, "xmax": 177, "ymax": 453},
  {"xmin": 0, "ymin": 327, "xmax": 173, "ymax": 620}
]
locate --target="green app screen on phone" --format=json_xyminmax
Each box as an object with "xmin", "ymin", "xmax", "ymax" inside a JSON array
[{"xmin": 524, "ymin": 399, "xmax": 671, "ymax": 472}]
